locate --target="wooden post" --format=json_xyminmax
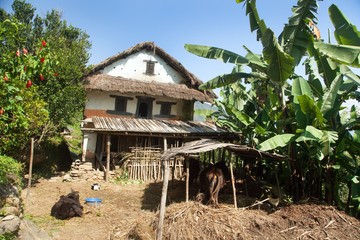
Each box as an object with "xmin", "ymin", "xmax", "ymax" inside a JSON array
[
  {"xmin": 229, "ymin": 161, "xmax": 237, "ymax": 209},
  {"xmin": 157, "ymin": 137, "xmax": 169, "ymax": 240},
  {"xmin": 105, "ymin": 134, "xmax": 111, "ymax": 181},
  {"xmin": 185, "ymin": 157, "xmax": 189, "ymax": 202},
  {"xmin": 26, "ymin": 138, "xmax": 34, "ymax": 207}
]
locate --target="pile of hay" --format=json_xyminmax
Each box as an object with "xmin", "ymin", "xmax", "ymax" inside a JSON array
[{"xmin": 152, "ymin": 201, "xmax": 360, "ymax": 240}]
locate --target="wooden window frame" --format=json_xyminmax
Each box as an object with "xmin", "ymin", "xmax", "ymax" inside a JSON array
[
  {"xmin": 106, "ymin": 95, "xmax": 133, "ymax": 116},
  {"xmin": 155, "ymin": 101, "xmax": 176, "ymax": 118},
  {"xmin": 143, "ymin": 60, "xmax": 157, "ymax": 75}
]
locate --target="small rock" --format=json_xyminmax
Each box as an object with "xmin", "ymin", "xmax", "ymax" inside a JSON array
[
  {"xmin": 62, "ymin": 174, "xmax": 72, "ymax": 182},
  {"xmin": 3, "ymin": 206, "xmax": 20, "ymax": 216},
  {"xmin": 0, "ymin": 215, "xmax": 21, "ymax": 234},
  {"xmin": 6, "ymin": 197, "xmax": 20, "ymax": 208},
  {"xmin": 2, "ymin": 215, "xmax": 15, "ymax": 221}
]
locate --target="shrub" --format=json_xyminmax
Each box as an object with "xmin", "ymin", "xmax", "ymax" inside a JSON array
[{"xmin": 0, "ymin": 155, "xmax": 23, "ymax": 186}]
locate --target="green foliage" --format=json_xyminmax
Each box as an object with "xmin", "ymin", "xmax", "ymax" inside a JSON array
[
  {"xmin": 0, "ymin": 0, "xmax": 91, "ymax": 157},
  {"xmin": 113, "ymin": 170, "xmax": 143, "ymax": 185},
  {"xmin": 0, "ymin": 155, "xmax": 23, "ymax": 186},
  {"xmin": 0, "ymin": 18, "xmax": 53, "ymax": 155},
  {"xmin": 1, "ymin": 0, "xmax": 91, "ymax": 130},
  {"xmin": 187, "ymin": 0, "xmax": 360, "ymax": 217},
  {"xmin": 0, "ymin": 232, "xmax": 17, "ymax": 240}
]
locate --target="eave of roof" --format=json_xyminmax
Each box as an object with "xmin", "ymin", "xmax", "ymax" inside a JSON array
[
  {"xmin": 84, "ymin": 74, "xmax": 214, "ymax": 103},
  {"xmin": 81, "ymin": 117, "xmax": 233, "ymax": 138}
]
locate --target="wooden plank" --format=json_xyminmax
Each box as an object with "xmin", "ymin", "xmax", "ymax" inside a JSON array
[{"xmin": 105, "ymin": 134, "xmax": 111, "ymax": 181}]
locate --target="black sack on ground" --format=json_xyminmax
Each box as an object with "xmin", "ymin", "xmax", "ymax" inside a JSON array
[{"xmin": 51, "ymin": 190, "xmax": 83, "ymax": 220}]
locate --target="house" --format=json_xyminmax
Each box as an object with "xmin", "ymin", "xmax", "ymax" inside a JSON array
[{"xmin": 80, "ymin": 42, "xmax": 233, "ymax": 180}]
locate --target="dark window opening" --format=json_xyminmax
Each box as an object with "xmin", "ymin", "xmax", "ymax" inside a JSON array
[
  {"xmin": 155, "ymin": 101, "xmax": 176, "ymax": 118},
  {"xmin": 160, "ymin": 103, "xmax": 171, "ymax": 115},
  {"xmin": 107, "ymin": 95, "xmax": 133, "ymax": 116},
  {"xmin": 144, "ymin": 60, "xmax": 157, "ymax": 75},
  {"xmin": 115, "ymin": 98, "xmax": 126, "ymax": 112},
  {"xmin": 136, "ymin": 97, "xmax": 154, "ymax": 119},
  {"xmin": 138, "ymin": 102, "xmax": 148, "ymax": 118}
]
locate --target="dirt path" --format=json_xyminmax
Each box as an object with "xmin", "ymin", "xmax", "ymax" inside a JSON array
[
  {"xmin": 22, "ymin": 179, "xmax": 159, "ymax": 239},
  {"xmin": 21, "ymin": 178, "xmax": 360, "ymax": 240}
]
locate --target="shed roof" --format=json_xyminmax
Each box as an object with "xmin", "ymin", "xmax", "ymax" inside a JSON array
[
  {"xmin": 162, "ymin": 139, "xmax": 288, "ymax": 161},
  {"xmin": 81, "ymin": 117, "xmax": 233, "ymax": 138}
]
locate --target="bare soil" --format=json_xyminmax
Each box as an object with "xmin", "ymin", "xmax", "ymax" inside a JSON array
[{"xmin": 21, "ymin": 177, "xmax": 360, "ymax": 240}]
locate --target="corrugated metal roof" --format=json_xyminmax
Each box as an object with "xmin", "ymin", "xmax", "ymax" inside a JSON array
[{"xmin": 84, "ymin": 116, "xmax": 230, "ymax": 136}]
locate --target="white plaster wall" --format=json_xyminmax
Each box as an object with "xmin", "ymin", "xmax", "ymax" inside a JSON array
[
  {"xmin": 83, "ymin": 132, "xmax": 97, "ymax": 161},
  {"xmin": 86, "ymin": 91, "xmax": 114, "ymax": 110},
  {"xmin": 102, "ymin": 51, "xmax": 185, "ymax": 85},
  {"xmin": 86, "ymin": 90, "xmax": 181, "ymax": 116}
]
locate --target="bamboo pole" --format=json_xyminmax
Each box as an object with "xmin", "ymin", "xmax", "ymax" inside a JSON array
[
  {"xmin": 157, "ymin": 137, "xmax": 169, "ymax": 240},
  {"xmin": 105, "ymin": 134, "xmax": 111, "ymax": 181},
  {"xmin": 26, "ymin": 138, "xmax": 34, "ymax": 207},
  {"xmin": 229, "ymin": 160, "xmax": 237, "ymax": 209},
  {"xmin": 185, "ymin": 157, "xmax": 189, "ymax": 202}
]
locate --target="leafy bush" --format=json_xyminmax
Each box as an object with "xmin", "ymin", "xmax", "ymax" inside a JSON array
[{"xmin": 0, "ymin": 155, "xmax": 23, "ymax": 186}]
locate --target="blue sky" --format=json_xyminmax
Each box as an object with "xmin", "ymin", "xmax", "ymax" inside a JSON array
[{"xmin": 1, "ymin": 0, "xmax": 360, "ymax": 84}]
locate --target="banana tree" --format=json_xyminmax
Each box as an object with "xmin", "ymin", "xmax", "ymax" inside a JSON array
[
  {"xmin": 185, "ymin": 0, "xmax": 359, "ymax": 212},
  {"xmin": 257, "ymin": 4, "xmax": 360, "ymax": 207},
  {"xmin": 185, "ymin": 0, "xmax": 319, "ymax": 200}
]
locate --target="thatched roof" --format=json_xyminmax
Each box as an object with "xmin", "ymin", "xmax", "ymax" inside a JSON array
[
  {"xmin": 162, "ymin": 139, "xmax": 288, "ymax": 162},
  {"xmin": 84, "ymin": 74, "xmax": 214, "ymax": 102},
  {"xmin": 84, "ymin": 41, "xmax": 216, "ymax": 102}
]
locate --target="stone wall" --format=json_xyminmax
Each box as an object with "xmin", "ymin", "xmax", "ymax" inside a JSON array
[
  {"xmin": 0, "ymin": 184, "xmax": 21, "ymax": 236},
  {"xmin": 61, "ymin": 160, "xmax": 114, "ymax": 182}
]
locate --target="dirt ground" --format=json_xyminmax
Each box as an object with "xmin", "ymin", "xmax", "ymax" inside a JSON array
[{"xmin": 21, "ymin": 177, "xmax": 360, "ymax": 240}]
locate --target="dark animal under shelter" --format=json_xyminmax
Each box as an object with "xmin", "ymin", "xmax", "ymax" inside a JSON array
[
  {"xmin": 199, "ymin": 163, "xmax": 226, "ymax": 205},
  {"xmin": 51, "ymin": 190, "xmax": 83, "ymax": 220}
]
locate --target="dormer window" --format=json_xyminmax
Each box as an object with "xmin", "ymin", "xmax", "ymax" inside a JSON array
[{"xmin": 144, "ymin": 60, "xmax": 157, "ymax": 75}]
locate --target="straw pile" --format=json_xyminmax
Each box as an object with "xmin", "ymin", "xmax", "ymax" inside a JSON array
[
  {"xmin": 152, "ymin": 201, "xmax": 252, "ymax": 239},
  {"xmin": 152, "ymin": 201, "xmax": 360, "ymax": 240}
]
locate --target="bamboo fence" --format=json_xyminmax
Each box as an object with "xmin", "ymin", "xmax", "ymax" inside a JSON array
[{"xmin": 123, "ymin": 147, "xmax": 184, "ymax": 182}]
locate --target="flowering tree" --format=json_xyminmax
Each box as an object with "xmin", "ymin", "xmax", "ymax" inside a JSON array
[{"xmin": 0, "ymin": 19, "xmax": 55, "ymax": 155}]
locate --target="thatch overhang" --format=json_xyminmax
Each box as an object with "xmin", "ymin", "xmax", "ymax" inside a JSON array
[
  {"xmin": 162, "ymin": 139, "xmax": 289, "ymax": 162},
  {"xmin": 81, "ymin": 117, "xmax": 234, "ymax": 139},
  {"xmin": 84, "ymin": 41, "xmax": 217, "ymax": 102},
  {"xmin": 84, "ymin": 73, "xmax": 214, "ymax": 102}
]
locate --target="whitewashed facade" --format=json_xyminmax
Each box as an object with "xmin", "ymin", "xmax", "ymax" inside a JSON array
[{"xmin": 81, "ymin": 42, "xmax": 219, "ymax": 162}]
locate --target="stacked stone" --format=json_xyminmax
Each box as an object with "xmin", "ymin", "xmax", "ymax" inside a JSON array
[
  {"xmin": 63, "ymin": 161, "xmax": 111, "ymax": 182},
  {"xmin": 0, "ymin": 184, "xmax": 21, "ymax": 236}
]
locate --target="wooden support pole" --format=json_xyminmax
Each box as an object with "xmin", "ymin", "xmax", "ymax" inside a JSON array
[
  {"xmin": 157, "ymin": 137, "xmax": 168, "ymax": 240},
  {"xmin": 105, "ymin": 134, "xmax": 111, "ymax": 181},
  {"xmin": 230, "ymin": 161, "xmax": 237, "ymax": 209},
  {"xmin": 26, "ymin": 138, "xmax": 34, "ymax": 207},
  {"xmin": 185, "ymin": 157, "xmax": 189, "ymax": 202}
]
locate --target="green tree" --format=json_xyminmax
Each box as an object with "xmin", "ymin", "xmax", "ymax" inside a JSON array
[
  {"xmin": 0, "ymin": 19, "xmax": 54, "ymax": 155},
  {"xmin": 1, "ymin": 0, "xmax": 91, "ymax": 128}
]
